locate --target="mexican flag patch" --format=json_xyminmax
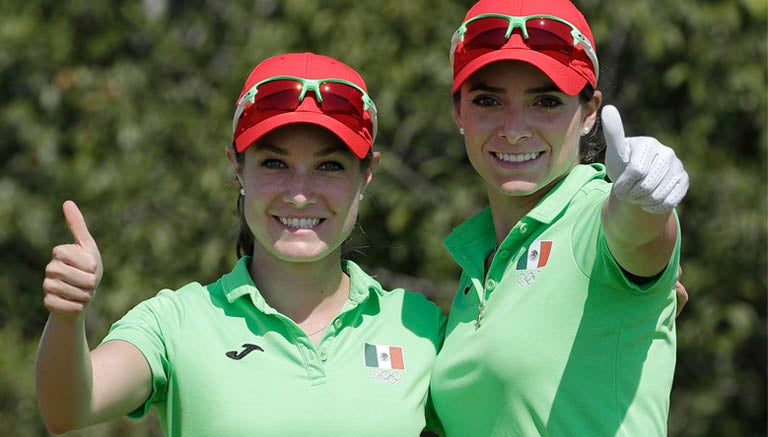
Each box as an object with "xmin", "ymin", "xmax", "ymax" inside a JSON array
[
  {"xmin": 364, "ymin": 343, "xmax": 405, "ymax": 370},
  {"xmin": 516, "ymin": 240, "xmax": 553, "ymax": 270}
]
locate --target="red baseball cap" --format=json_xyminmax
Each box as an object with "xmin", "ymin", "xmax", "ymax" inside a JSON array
[
  {"xmin": 232, "ymin": 53, "xmax": 375, "ymax": 158},
  {"xmin": 451, "ymin": 0, "xmax": 598, "ymax": 96}
]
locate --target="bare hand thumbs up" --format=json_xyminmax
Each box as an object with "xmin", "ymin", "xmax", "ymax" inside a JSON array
[
  {"xmin": 42, "ymin": 201, "xmax": 103, "ymax": 317},
  {"xmin": 63, "ymin": 201, "xmax": 98, "ymax": 250}
]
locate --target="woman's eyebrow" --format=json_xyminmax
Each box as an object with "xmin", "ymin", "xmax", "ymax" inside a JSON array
[
  {"xmin": 525, "ymin": 85, "xmax": 562, "ymax": 95},
  {"xmin": 467, "ymin": 82, "xmax": 505, "ymax": 94},
  {"xmin": 315, "ymin": 146, "xmax": 347, "ymax": 158},
  {"xmin": 466, "ymin": 83, "xmax": 562, "ymax": 95}
]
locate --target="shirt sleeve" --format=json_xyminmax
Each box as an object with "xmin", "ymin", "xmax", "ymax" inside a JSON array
[
  {"xmin": 100, "ymin": 286, "xmax": 189, "ymax": 418},
  {"xmin": 571, "ymin": 193, "xmax": 682, "ymax": 294}
]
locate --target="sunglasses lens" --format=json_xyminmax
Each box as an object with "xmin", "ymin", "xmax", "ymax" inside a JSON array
[
  {"xmin": 524, "ymin": 18, "xmax": 576, "ymax": 57},
  {"xmin": 317, "ymin": 82, "xmax": 367, "ymax": 120},
  {"xmin": 234, "ymin": 80, "xmax": 301, "ymax": 137},
  {"xmin": 253, "ymin": 80, "xmax": 303, "ymax": 112},
  {"xmin": 463, "ymin": 17, "xmax": 510, "ymax": 51}
]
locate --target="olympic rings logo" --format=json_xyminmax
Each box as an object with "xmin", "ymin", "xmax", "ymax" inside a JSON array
[
  {"xmin": 368, "ymin": 369, "xmax": 403, "ymax": 384},
  {"xmin": 517, "ymin": 271, "xmax": 537, "ymax": 287}
]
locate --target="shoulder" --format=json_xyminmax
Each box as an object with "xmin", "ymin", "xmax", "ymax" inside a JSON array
[
  {"xmin": 346, "ymin": 261, "xmax": 441, "ymax": 312},
  {"xmin": 146, "ymin": 281, "xmax": 209, "ymax": 306},
  {"xmin": 117, "ymin": 281, "xmax": 207, "ymax": 328},
  {"xmin": 387, "ymin": 288, "xmax": 443, "ymax": 315},
  {"xmin": 344, "ymin": 260, "xmax": 446, "ymax": 337}
]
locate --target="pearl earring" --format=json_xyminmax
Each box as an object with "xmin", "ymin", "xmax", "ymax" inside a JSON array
[
  {"xmin": 459, "ymin": 127, "xmax": 465, "ymax": 135},
  {"xmin": 359, "ymin": 193, "xmax": 365, "ymax": 200},
  {"xmin": 581, "ymin": 127, "xmax": 591, "ymax": 136},
  {"xmin": 239, "ymin": 187, "xmax": 245, "ymax": 196}
]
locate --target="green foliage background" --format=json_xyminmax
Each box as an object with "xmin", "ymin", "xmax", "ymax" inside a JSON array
[{"xmin": 1, "ymin": 0, "xmax": 765, "ymax": 435}]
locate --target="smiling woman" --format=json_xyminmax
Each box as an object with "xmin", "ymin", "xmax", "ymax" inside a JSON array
[
  {"xmin": 430, "ymin": 0, "xmax": 690, "ymax": 435},
  {"xmin": 36, "ymin": 53, "xmax": 445, "ymax": 436}
]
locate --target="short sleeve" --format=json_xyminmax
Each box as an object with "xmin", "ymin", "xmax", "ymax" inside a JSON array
[{"xmin": 100, "ymin": 286, "xmax": 190, "ymax": 418}]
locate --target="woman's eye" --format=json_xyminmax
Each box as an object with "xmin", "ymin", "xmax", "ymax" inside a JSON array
[
  {"xmin": 535, "ymin": 96, "xmax": 563, "ymax": 108},
  {"xmin": 318, "ymin": 161, "xmax": 344, "ymax": 171},
  {"xmin": 472, "ymin": 95, "xmax": 499, "ymax": 107},
  {"xmin": 261, "ymin": 159, "xmax": 286, "ymax": 169}
]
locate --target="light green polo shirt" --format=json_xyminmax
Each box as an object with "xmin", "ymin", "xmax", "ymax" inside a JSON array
[
  {"xmin": 431, "ymin": 164, "xmax": 680, "ymax": 436},
  {"xmin": 101, "ymin": 257, "xmax": 445, "ymax": 436}
]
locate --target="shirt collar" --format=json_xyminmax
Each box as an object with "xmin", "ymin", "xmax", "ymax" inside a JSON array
[
  {"xmin": 444, "ymin": 163, "xmax": 606, "ymax": 253},
  {"xmin": 528, "ymin": 163, "xmax": 606, "ymax": 223},
  {"xmin": 220, "ymin": 256, "xmax": 378, "ymax": 311}
]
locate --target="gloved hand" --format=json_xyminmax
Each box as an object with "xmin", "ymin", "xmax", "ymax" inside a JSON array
[{"xmin": 602, "ymin": 105, "xmax": 689, "ymax": 214}]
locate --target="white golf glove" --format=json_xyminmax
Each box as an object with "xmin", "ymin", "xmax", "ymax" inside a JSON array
[{"xmin": 602, "ymin": 105, "xmax": 689, "ymax": 214}]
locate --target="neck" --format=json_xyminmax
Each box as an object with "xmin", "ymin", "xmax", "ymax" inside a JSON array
[
  {"xmin": 485, "ymin": 175, "xmax": 565, "ymax": 243},
  {"xmin": 248, "ymin": 248, "xmax": 350, "ymax": 324},
  {"xmin": 486, "ymin": 189, "xmax": 542, "ymax": 243}
]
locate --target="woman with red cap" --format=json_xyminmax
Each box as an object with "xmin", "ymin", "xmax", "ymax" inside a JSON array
[
  {"xmin": 36, "ymin": 53, "xmax": 444, "ymax": 436},
  {"xmin": 430, "ymin": 0, "xmax": 689, "ymax": 435}
]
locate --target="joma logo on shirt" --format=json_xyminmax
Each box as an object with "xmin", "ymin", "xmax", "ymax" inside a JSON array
[{"xmin": 225, "ymin": 343, "xmax": 264, "ymax": 360}]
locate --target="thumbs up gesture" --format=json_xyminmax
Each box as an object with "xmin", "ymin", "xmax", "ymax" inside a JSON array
[
  {"xmin": 42, "ymin": 201, "xmax": 103, "ymax": 317},
  {"xmin": 602, "ymin": 105, "xmax": 689, "ymax": 214}
]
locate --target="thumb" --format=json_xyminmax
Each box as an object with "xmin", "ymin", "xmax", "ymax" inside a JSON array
[
  {"xmin": 62, "ymin": 200, "xmax": 97, "ymax": 250},
  {"xmin": 601, "ymin": 105, "xmax": 630, "ymax": 181}
]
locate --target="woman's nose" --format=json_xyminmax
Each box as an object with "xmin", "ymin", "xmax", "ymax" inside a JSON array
[
  {"xmin": 498, "ymin": 109, "xmax": 532, "ymax": 144},
  {"xmin": 283, "ymin": 172, "xmax": 315, "ymax": 207}
]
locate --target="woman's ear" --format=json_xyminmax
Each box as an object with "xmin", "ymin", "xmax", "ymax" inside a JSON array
[
  {"xmin": 364, "ymin": 151, "xmax": 382, "ymax": 186},
  {"xmin": 583, "ymin": 89, "xmax": 603, "ymax": 130},
  {"xmin": 453, "ymin": 96, "xmax": 463, "ymax": 132},
  {"xmin": 225, "ymin": 145, "xmax": 243, "ymax": 183}
]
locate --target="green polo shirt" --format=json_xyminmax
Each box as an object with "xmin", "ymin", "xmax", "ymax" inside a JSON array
[
  {"xmin": 101, "ymin": 257, "xmax": 445, "ymax": 436},
  {"xmin": 431, "ymin": 164, "xmax": 680, "ymax": 436}
]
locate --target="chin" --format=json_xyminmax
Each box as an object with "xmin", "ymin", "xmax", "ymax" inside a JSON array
[
  {"xmin": 497, "ymin": 180, "xmax": 541, "ymax": 196},
  {"xmin": 274, "ymin": 242, "xmax": 334, "ymax": 262}
]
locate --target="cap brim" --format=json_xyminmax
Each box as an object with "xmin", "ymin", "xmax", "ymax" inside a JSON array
[
  {"xmin": 235, "ymin": 111, "xmax": 371, "ymax": 159},
  {"xmin": 453, "ymin": 48, "xmax": 587, "ymax": 96}
]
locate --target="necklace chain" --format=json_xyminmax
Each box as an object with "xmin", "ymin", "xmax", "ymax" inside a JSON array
[{"xmin": 305, "ymin": 322, "xmax": 331, "ymax": 337}]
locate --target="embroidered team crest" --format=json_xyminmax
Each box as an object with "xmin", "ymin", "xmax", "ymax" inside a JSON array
[
  {"xmin": 516, "ymin": 240, "xmax": 553, "ymax": 270},
  {"xmin": 364, "ymin": 343, "xmax": 405, "ymax": 384}
]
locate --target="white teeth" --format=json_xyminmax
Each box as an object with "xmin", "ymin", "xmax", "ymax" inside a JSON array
[
  {"xmin": 494, "ymin": 152, "xmax": 540, "ymax": 162},
  {"xmin": 278, "ymin": 217, "xmax": 321, "ymax": 229}
]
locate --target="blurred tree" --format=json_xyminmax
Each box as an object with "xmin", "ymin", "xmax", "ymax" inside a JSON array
[{"xmin": 0, "ymin": 0, "xmax": 764, "ymax": 435}]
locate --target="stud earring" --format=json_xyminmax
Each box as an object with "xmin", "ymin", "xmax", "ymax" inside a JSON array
[
  {"xmin": 459, "ymin": 127, "xmax": 465, "ymax": 135},
  {"xmin": 239, "ymin": 187, "xmax": 245, "ymax": 196},
  {"xmin": 581, "ymin": 127, "xmax": 591, "ymax": 136},
  {"xmin": 358, "ymin": 193, "xmax": 365, "ymax": 201}
]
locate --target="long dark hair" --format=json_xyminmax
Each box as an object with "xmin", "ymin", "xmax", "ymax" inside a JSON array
[{"xmin": 232, "ymin": 145, "xmax": 375, "ymax": 259}]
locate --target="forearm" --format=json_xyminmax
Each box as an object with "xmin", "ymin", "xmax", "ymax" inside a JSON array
[
  {"xmin": 602, "ymin": 194, "xmax": 678, "ymax": 277},
  {"xmin": 600, "ymin": 105, "xmax": 688, "ymax": 279},
  {"xmin": 36, "ymin": 314, "xmax": 95, "ymax": 434}
]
